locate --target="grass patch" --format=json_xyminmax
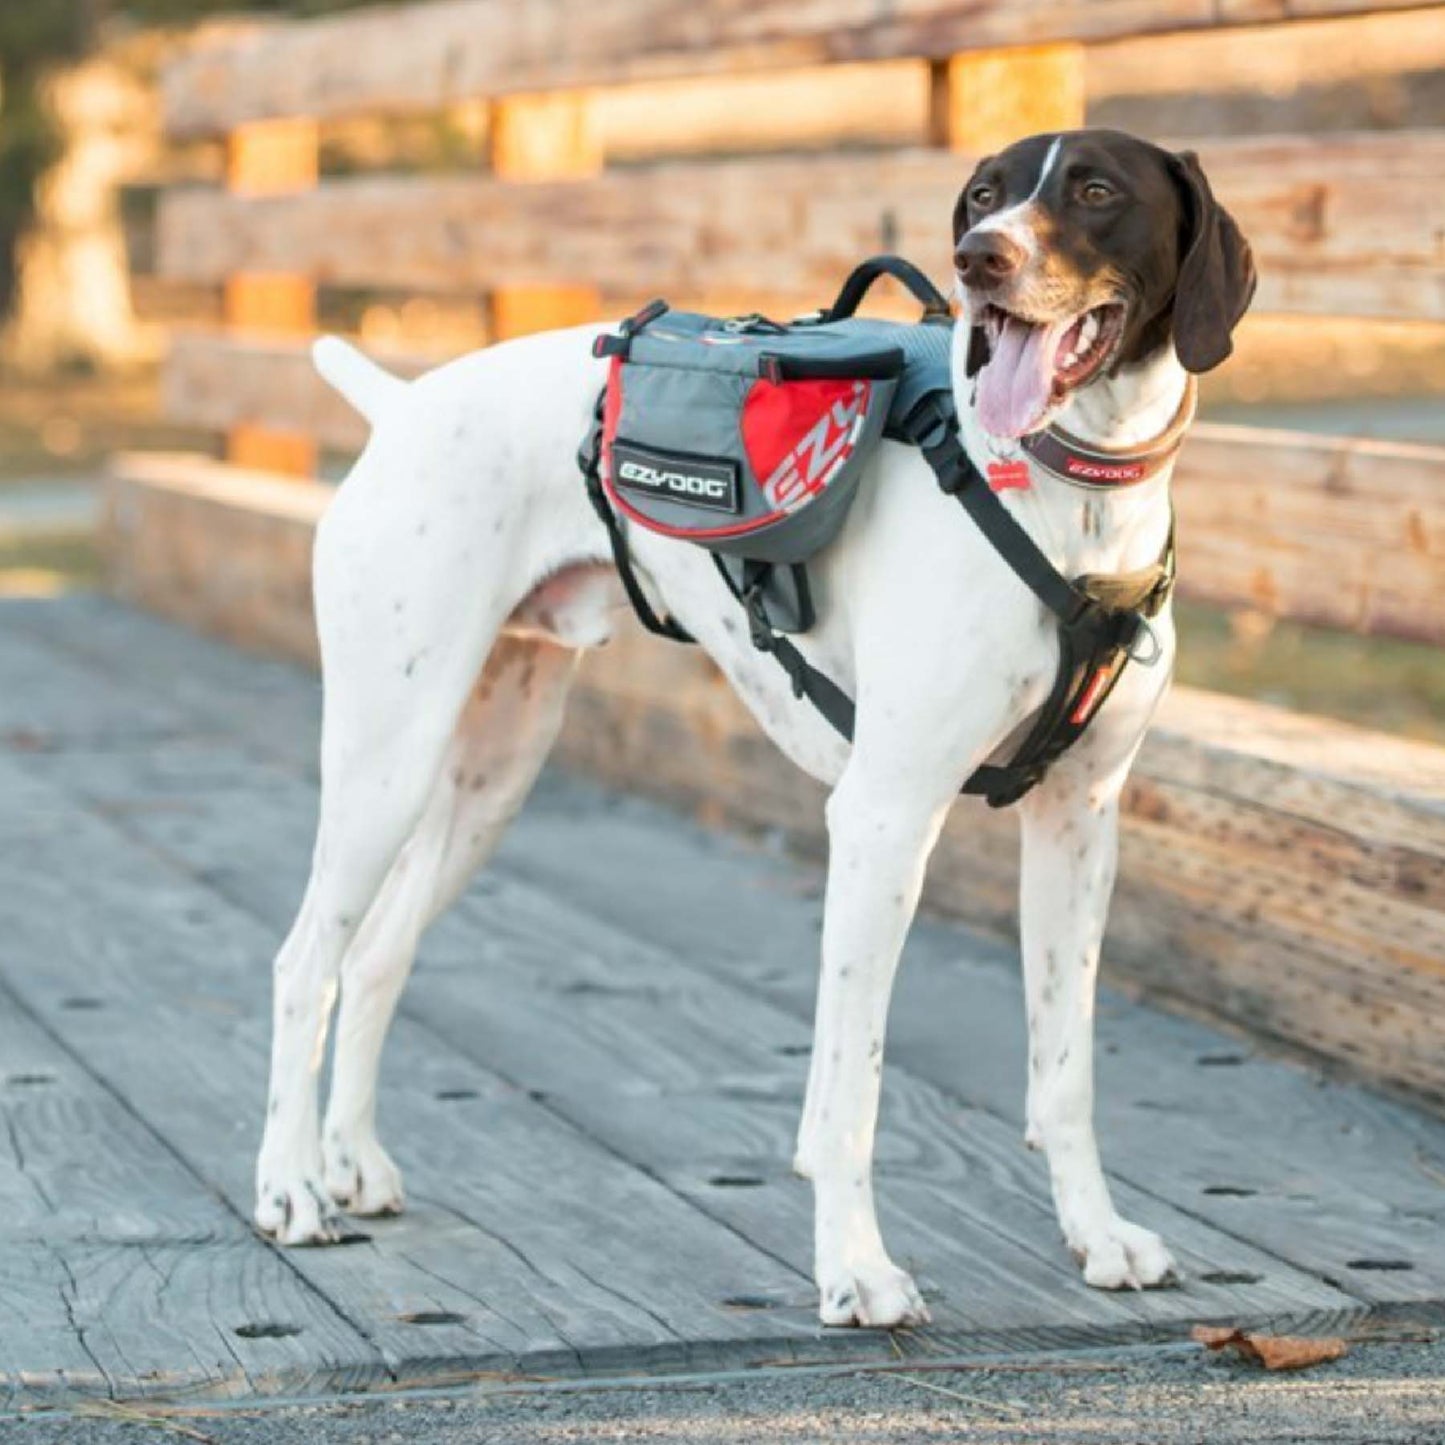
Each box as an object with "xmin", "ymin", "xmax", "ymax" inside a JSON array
[
  {"xmin": 0, "ymin": 365, "xmax": 208, "ymax": 482},
  {"xmin": 1175, "ymin": 599, "xmax": 1445, "ymax": 745},
  {"xmin": 0, "ymin": 528, "xmax": 101, "ymax": 592}
]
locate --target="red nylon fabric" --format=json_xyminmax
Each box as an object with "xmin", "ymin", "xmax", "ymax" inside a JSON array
[{"xmin": 741, "ymin": 378, "xmax": 869, "ymax": 513}]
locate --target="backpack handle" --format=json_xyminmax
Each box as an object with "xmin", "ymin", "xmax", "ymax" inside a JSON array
[{"xmin": 824, "ymin": 255, "xmax": 952, "ymax": 322}]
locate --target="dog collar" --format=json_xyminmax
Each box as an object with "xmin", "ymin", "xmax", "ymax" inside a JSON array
[{"xmin": 1020, "ymin": 378, "xmax": 1197, "ymax": 488}]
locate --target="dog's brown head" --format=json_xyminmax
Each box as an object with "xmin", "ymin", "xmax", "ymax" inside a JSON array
[{"xmin": 951, "ymin": 129, "xmax": 1256, "ymax": 439}]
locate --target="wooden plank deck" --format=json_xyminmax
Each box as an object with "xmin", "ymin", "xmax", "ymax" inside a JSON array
[{"xmin": 1, "ymin": 594, "xmax": 1442, "ymax": 1405}]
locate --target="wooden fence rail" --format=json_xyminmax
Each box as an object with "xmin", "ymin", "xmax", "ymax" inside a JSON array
[
  {"xmin": 160, "ymin": 0, "xmax": 1442, "ymax": 136},
  {"xmin": 161, "ymin": 332, "xmax": 1445, "ymax": 646},
  {"xmin": 157, "ymin": 131, "xmax": 1445, "ymax": 322}
]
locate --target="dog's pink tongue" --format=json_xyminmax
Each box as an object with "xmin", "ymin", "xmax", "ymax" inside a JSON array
[{"xmin": 975, "ymin": 315, "xmax": 1064, "ymax": 439}]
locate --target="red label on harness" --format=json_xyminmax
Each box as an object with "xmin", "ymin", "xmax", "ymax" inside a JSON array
[
  {"xmin": 987, "ymin": 460, "xmax": 1032, "ymax": 493},
  {"xmin": 1070, "ymin": 665, "xmax": 1116, "ymax": 725},
  {"xmin": 742, "ymin": 379, "xmax": 869, "ymax": 515}
]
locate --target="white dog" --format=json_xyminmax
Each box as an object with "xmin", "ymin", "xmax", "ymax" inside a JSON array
[{"xmin": 255, "ymin": 129, "xmax": 1254, "ymax": 1328}]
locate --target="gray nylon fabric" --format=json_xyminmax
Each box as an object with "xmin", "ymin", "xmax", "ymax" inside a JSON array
[
  {"xmin": 602, "ymin": 311, "xmax": 956, "ymax": 566},
  {"xmin": 827, "ymin": 316, "xmax": 957, "ymax": 434}
]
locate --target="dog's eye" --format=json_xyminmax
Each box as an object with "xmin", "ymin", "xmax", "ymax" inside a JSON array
[
  {"xmin": 1080, "ymin": 180, "xmax": 1116, "ymax": 205},
  {"xmin": 969, "ymin": 184, "xmax": 997, "ymax": 209}
]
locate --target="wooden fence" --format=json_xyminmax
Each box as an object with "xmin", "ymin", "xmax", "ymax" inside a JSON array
[{"xmin": 110, "ymin": 0, "xmax": 1445, "ymax": 1105}]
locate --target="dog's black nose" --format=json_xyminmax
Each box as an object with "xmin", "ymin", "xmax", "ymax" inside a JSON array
[{"xmin": 954, "ymin": 232, "xmax": 1025, "ymax": 288}]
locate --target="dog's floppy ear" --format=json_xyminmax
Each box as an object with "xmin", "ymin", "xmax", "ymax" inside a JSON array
[{"xmin": 1168, "ymin": 150, "xmax": 1256, "ymax": 374}]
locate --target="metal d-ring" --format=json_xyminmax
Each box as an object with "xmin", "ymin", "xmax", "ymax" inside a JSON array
[{"xmin": 1127, "ymin": 616, "xmax": 1163, "ymax": 667}]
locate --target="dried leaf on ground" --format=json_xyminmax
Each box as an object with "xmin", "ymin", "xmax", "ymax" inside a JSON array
[{"xmin": 1192, "ymin": 1324, "xmax": 1349, "ymax": 1371}]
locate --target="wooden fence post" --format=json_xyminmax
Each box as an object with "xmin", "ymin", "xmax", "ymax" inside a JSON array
[
  {"xmin": 930, "ymin": 43, "xmax": 1086, "ymax": 153},
  {"xmin": 488, "ymin": 91, "xmax": 602, "ymax": 340},
  {"xmin": 224, "ymin": 117, "xmax": 318, "ymax": 476}
]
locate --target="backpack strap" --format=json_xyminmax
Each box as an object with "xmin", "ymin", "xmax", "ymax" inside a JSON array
[
  {"xmin": 712, "ymin": 556, "xmax": 858, "ymax": 735},
  {"xmin": 823, "ymin": 255, "xmax": 953, "ymax": 323},
  {"xmin": 726, "ymin": 398, "xmax": 1172, "ymax": 807},
  {"xmin": 578, "ymin": 390, "xmax": 694, "ymax": 644},
  {"xmin": 899, "ymin": 395, "xmax": 1173, "ymax": 805}
]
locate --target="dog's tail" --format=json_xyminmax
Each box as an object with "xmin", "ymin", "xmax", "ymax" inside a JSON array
[{"xmin": 312, "ymin": 335, "xmax": 405, "ymax": 424}]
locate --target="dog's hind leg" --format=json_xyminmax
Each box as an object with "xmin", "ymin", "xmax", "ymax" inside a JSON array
[
  {"xmin": 1018, "ymin": 752, "xmax": 1178, "ymax": 1290},
  {"xmin": 320, "ymin": 636, "xmax": 579, "ymax": 1217},
  {"xmin": 255, "ymin": 440, "xmax": 524, "ymax": 1245}
]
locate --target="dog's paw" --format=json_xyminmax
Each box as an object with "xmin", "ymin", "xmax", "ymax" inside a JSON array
[
  {"xmin": 792, "ymin": 1114, "xmax": 819, "ymax": 1180},
  {"xmin": 323, "ymin": 1131, "xmax": 405, "ymax": 1217},
  {"xmin": 817, "ymin": 1257, "xmax": 931, "ymax": 1329},
  {"xmin": 792, "ymin": 1140, "xmax": 816, "ymax": 1181},
  {"xmin": 254, "ymin": 1173, "xmax": 344, "ymax": 1246},
  {"xmin": 1070, "ymin": 1216, "xmax": 1179, "ymax": 1290}
]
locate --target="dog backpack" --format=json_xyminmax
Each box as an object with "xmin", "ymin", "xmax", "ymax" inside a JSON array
[
  {"xmin": 578, "ymin": 256, "xmax": 1175, "ymax": 807},
  {"xmin": 582, "ymin": 257, "xmax": 953, "ymax": 632}
]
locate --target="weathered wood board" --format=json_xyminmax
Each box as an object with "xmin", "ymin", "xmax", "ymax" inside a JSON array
[
  {"xmin": 156, "ymin": 131, "xmax": 1445, "ymax": 321},
  {"xmin": 31, "ymin": 592, "xmax": 1445, "ymax": 1295},
  {"xmin": 28, "ymin": 739, "xmax": 1364, "ymax": 1335},
  {"xmin": 158, "ymin": 0, "xmax": 1441, "ymax": 137},
  {"xmin": 42, "ymin": 703, "xmax": 1443, "ymax": 1312},
  {"xmin": 0, "ymin": 754, "xmax": 843, "ymax": 1400},
  {"xmin": 2, "ymin": 595, "xmax": 1443, "ymax": 1414},
  {"xmin": 3, "ymin": 703, "xmax": 1365, "ymax": 1363}
]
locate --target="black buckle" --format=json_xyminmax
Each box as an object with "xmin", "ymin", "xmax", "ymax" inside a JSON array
[
  {"xmin": 743, "ymin": 584, "xmax": 776, "ymax": 653},
  {"xmin": 624, "ymin": 298, "xmax": 668, "ymax": 335},
  {"xmin": 908, "ymin": 404, "xmax": 970, "ymax": 493},
  {"xmin": 594, "ymin": 298, "xmax": 669, "ymax": 360}
]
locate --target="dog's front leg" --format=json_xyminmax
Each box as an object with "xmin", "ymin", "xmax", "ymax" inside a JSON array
[
  {"xmin": 801, "ymin": 763, "xmax": 953, "ymax": 1328},
  {"xmin": 1018, "ymin": 762, "xmax": 1178, "ymax": 1290}
]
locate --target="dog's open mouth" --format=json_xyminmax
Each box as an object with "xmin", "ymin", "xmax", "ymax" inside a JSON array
[{"xmin": 973, "ymin": 302, "xmax": 1127, "ymax": 439}]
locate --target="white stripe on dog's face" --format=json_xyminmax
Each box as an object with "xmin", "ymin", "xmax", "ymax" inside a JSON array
[
  {"xmin": 952, "ymin": 132, "xmax": 1146, "ymax": 330},
  {"xmin": 964, "ymin": 137, "xmax": 1062, "ymax": 267}
]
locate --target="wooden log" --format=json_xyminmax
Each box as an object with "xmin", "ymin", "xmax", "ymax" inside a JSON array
[
  {"xmin": 1172, "ymin": 424, "xmax": 1445, "ymax": 644},
  {"xmin": 159, "ymin": 0, "xmax": 1440, "ymax": 138},
  {"xmin": 488, "ymin": 91, "xmax": 601, "ymax": 340},
  {"xmin": 1087, "ymin": 10, "xmax": 1445, "ymax": 139},
  {"xmin": 597, "ymin": 61, "xmax": 933, "ymax": 160},
  {"xmin": 157, "ymin": 131, "xmax": 1445, "ymax": 321},
  {"xmin": 930, "ymin": 43, "xmax": 1085, "ymax": 153},
  {"xmin": 223, "ymin": 119, "xmax": 317, "ymax": 477},
  {"xmin": 163, "ymin": 330, "xmax": 432, "ymax": 453}
]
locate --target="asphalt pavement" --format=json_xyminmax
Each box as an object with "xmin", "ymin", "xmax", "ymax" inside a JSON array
[{"xmin": 8, "ymin": 1335, "xmax": 1442, "ymax": 1444}]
